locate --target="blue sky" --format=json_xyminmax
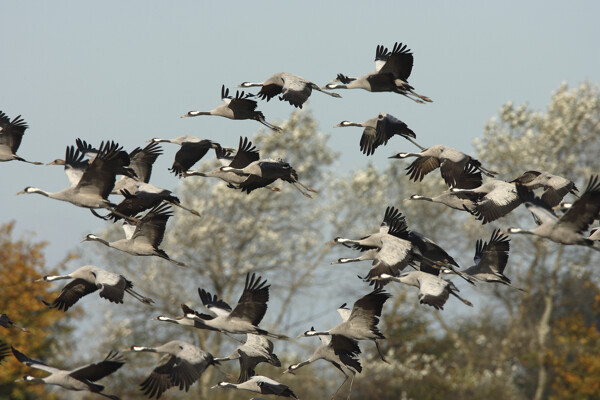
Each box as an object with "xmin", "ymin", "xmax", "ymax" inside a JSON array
[{"xmin": 2, "ymin": 1, "xmax": 599, "ymax": 266}]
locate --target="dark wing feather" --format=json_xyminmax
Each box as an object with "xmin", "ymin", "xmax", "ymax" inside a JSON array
[
  {"xmin": 0, "ymin": 112, "xmax": 28, "ymax": 153},
  {"xmin": 169, "ymin": 141, "xmax": 215, "ymax": 177},
  {"xmin": 377, "ymin": 42, "xmax": 414, "ymax": 81},
  {"xmin": 406, "ymin": 156, "xmax": 440, "ymax": 182},
  {"xmin": 76, "ymin": 141, "xmax": 124, "ymax": 199},
  {"xmin": 557, "ymin": 175, "xmax": 600, "ymax": 233},
  {"xmin": 108, "ymin": 189, "xmax": 161, "ymax": 222},
  {"xmin": 257, "ymin": 83, "xmax": 283, "ymax": 102},
  {"xmin": 0, "ymin": 340, "xmax": 11, "ymax": 363},
  {"xmin": 133, "ymin": 203, "xmax": 172, "ymax": 247},
  {"xmin": 47, "ymin": 279, "xmax": 99, "ymax": 311},
  {"xmin": 478, "ymin": 229, "xmax": 510, "ymax": 274},
  {"xmin": 229, "ymin": 137, "xmax": 260, "ymax": 169},
  {"xmin": 140, "ymin": 354, "xmax": 176, "ymax": 399},
  {"xmin": 359, "ymin": 126, "xmax": 378, "ymax": 155},
  {"xmin": 229, "ymin": 273, "xmax": 270, "ymax": 325},
  {"xmin": 69, "ymin": 351, "xmax": 125, "ymax": 382},
  {"xmin": 238, "ymin": 175, "xmax": 277, "ymax": 194},
  {"xmin": 128, "ymin": 142, "xmax": 162, "ymax": 183},
  {"xmin": 198, "ymin": 288, "xmax": 233, "ymax": 313},
  {"xmin": 348, "ymin": 289, "xmax": 391, "ymax": 338}
]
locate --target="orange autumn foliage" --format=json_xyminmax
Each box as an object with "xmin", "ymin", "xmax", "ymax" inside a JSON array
[
  {"xmin": 547, "ymin": 292, "xmax": 600, "ymax": 400},
  {"xmin": 0, "ymin": 222, "xmax": 72, "ymax": 400}
]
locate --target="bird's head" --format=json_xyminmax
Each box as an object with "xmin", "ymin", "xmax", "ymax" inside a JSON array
[
  {"xmin": 16, "ymin": 187, "xmax": 36, "ymax": 195},
  {"xmin": 408, "ymin": 194, "xmax": 424, "ymax": 200},
  {"xmin": 334, "ymin": 121, "xmax": 353, "ymax": 128},
  {"xmin": 388, "ymin": 152, "xmax": 408, "ymax": 159},
  {"xmin": 235, "ymin": 82, "xmax": 253, "ymax": 88},
  {"xmin": 20, "ymin": 375, "xmax": 43, "ymax": 384},
  {"xmin": 298, "ymin": 326, "xmax": 317, "ymax": 338},
  {"xmin": 46, "ymin": 159, "xmax": 65, "ymax": 166},
  {"xmin": 82, "ymin": 234, "xmax": 99, "ymax": 242}
]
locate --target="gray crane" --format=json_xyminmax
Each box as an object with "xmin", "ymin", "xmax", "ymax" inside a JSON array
[
  {"xmin": 36, "ymin": 265, "xmax": 154, "ymax": 311},
  {"xmin": 446, "ymin": 229, "xmax": 524, "ymax": 291},
  {"xmin": 375, "ymin": 271, "xmax": 473, "ymax": 310},
  {"xmin": 237, "ymin": 72, "xmax": 341, "ymax": 108},
  {"xmin": 107, "ymin": 185, "xmax": 201, "ymax": 222},
  {"xmin": 0, "ymin": 313, "xmax": 29, "ymax": 332},
  {"xmin": 12, "ymin": 347, "xmax": 124, "ymax": 400},
  {"xmin": 0, "ymin": 111, "xmax": 42, "ymax": 164},
  {"xmin": 221, "ymin": 157, "xmax": 316, "ymax": 198},
  {"xmin": 215, "ymin": 333, "xmax": 281, "ymax": 383},
  {"xmin": 333, "ymin": 206, "xmax": 471, "ymax": 286},
  {"xmin": 148, "ymin": 136, "xmax": 224, "ymax": 177},
  {"xmin": 334, "ymin": 112, "xmax": 421, "ymax": 156},
  {"xmin": 124, "ymin": 340, "xmax": 217, "ymax": 399},
  {"xmin": 288, "ymin": 332, "xmax": 361, "ymax": 400},
  {"xmin": 84, "ymin": 203, "xmax": 187, "ymax": 267},
  {"xmin": 303, "ymin": 289, "xmax": 391, "ymax": 363},
  {"xmin": 511, "ymin": 170, "xmax": 578, "ymax": 207},
  {"xmin": 17, "ymin": 141, "xmax": 135, "ymax": 220},
  {"xmin": 184, "ymin": 136, "xmax": 260, "ymax": 188},
  {"xmin": 182, "ymin": 85, "xmax": 282, "ymax": 132},
  {"xmin": 406, "ymin": 191, "xmax": 476, "ymax": 212},
  {"xmin": 390, "ymin": 144, "xmax": 496, "ymax": 189},
  {"xmin": 161, "ymin": 273, "xmax": 287, "ymax": 339},
  {"xmin": 111, "ymin": 141, "xmax": 163, "ymax": 193},
  {"xmin": 453, "ymin": 179, "xmax": 523, "ymax": 224},
  {"xmin": 212, "ymin": 375, "xmax": 298, "ymax": 399},
  {"xmin": 323, "ymin": 42, "xmax": 432, "ymax": 103},
  {"xmin": 505, "ymin": 176, "xmax": 600, "ymax": 250}
]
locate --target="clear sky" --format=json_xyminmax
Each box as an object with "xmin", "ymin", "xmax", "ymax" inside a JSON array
[{"xmin": 2, "ymin": 1, "xmax": 599, "ymax": 267}]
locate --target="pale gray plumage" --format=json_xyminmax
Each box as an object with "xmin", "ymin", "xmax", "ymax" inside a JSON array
[
  {"xmin": 181, "ymin": 85, "xmax": 282, "ymax": 132},
  {"xmin": 0, "ymin": 111, "xmax": 42, "ymax": 164},
  {"xmin": 377, "ymin": 272, "xmax": 473, "ymax": 310},
  {"xmin": 83, "ymin": 203, "xmax": 187, "ymax": 267},
  {"xmin": 12, "ymin": 347, "xmax": 124, "ymax": 400},
  {"xmin": 212, "ymin": 375, "xmax": 298, "ymax": 399},
  {"xmin": 237, "ymin": 72, "xmax": 341, "ymax": 108},
  {"xmin": 455, "ymin": 180, "xmax": 523, "ymax": 224},
  {"xmin": 390, "ymin": 144, "xmax": 496, "ymax": 189},
  {"xmin": 37, "ymin": 265, "xmax": 154, "ymax": 311},
  {"xmin": 334, "ymin": 113, "xmax": 419, "ymax": 156},
  {"xmin": 506, "ymin": 176, "xmax": 600, "ymax": 249},
  {"xmin": 407, "ymin": 192, "xmax": 476, "ymax": 212},
  {"xmin": 303, "ymin": 289, "xmax": 391, "ymax": 363},
  {"xmin": 165, "ymin": 273, "xmax": 287, "ymax": 339},
  {"xmin": 323, "ymin": 42, "xmax": 432, "ymax": 103},
  {"xmin": 126, "ymin": 340, "xmax": 216, "ymax": 399},
  {"xmin": 511, "ymin": 170, "xmax": 578, "ymax": 207},
  {"xmin": 215, "ymin": 333, "xmax": 281, "ymax": 383}
]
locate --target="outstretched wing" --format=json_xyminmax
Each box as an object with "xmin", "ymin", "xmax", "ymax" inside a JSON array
[
  {"xmin": 45, "ymin": 278, "xmax": 99, "ymax": 311},
  {"xmin": 197, "ymin": 288, "xmax": 233, "ymax": 317},
  {"xmin": 11, "ymin": 347, "xmax": 61, "ymax": 374},
  {"xmin": 69, "ymin": 351, "xmax": 125, "ymax": 382},
  {"xmin": 377, "ymin": 42, "xmax": 414, "ymax": 81},
  {"xmin": 477, "ymin": 229, "xmax": 510, "ymax": 274},
  {"xmin": 0, "ymin": 111, "xmax": 28, "ymax": 153},
  {"xmin": 557, "ymin": 175, "xmax": 600, "ymax": 234},
  {"xmin": 133, "ymin": 203, "xmax": 172, "ymax": 247},
  {"xmin": 229, "ymin": 273, "xmax": 270, "ymax": 325},
  {"xmin": 229, "ymin": 137, "xmax": 260, "ymax": 169}
]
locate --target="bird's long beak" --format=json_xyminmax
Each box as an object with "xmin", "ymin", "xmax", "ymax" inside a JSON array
[
  {"xmin": 16, "ymin": 190, "xmax": 26, "ymax": 195},
  {"xmin": 388, "ymin": 154, "xmax": 400, "ymax": 159},
  {"xmin": 210, "ymin": 385, "xmax": 219, "ymax": 390}
]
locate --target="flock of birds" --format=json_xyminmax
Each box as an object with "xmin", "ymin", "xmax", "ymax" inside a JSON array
[{"xmin": 1, "ymin": 40, "xmax": 600, "ymax": 400}]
